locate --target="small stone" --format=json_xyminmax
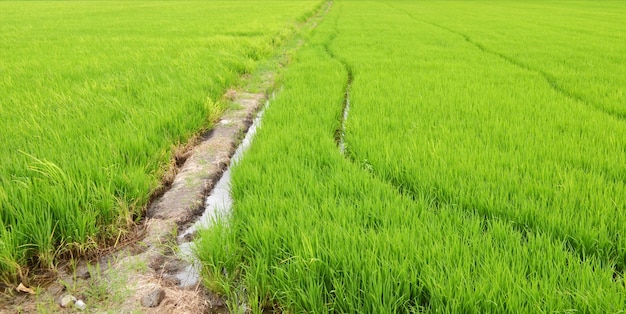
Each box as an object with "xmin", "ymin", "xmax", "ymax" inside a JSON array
[
  {"xmin": 59, "ymin": 294, "xmax": 77, "ymax": 308},
  {"xmin": 141, "ymin": 288, "xmax": 165, "ymax": 308},
  {"xmin": 75, "ymin": 299, "xmax": 86, "ymax": 310}
]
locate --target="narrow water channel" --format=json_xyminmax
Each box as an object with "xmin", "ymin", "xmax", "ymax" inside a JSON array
[
  {"xmin": 339, "ymin": 87, "xmax": 351, "ymax": 154},
  {"xmin": 175, "ymin": 99, "xmax": 270, "ymax": 288}
]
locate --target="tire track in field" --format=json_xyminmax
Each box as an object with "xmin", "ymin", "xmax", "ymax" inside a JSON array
[
  {"xmin": 413, "ymin": 14, "xmax": 626, "ymax": 210},
  {"xmin": 326, "ymin": 2, "xmax": 537, "ymax": 250},
  {"xmin": 319, "ymin": 2, "xmax": 354, "ymax": 155},
  {"xmin": 380, "ymin": 2, "xmax": 626, "ymax": 188},
  {"xmin": 318, "ymin": 3, "xmax": 439, "ymax": 310},
  {"xmin": 381, "ymin": 2, "xmax": 626, "ymax": 122},
  {"xmin": 348, "ymin": 1, "xmax": 626, "ymax": 279},
  {"xmin": 321, "ymin": 16, "xmax": 624, "ymax": 309}
]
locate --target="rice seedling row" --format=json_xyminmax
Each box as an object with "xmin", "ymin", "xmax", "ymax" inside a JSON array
[
  {"xmin": 197, "ymin": 1, "xmax": 626, "ymax": 311},
  {"xmin": 340, "ymin": 1, "xmax": 626, "ymax": 271},
  {"xmin": 0, "ymin": 0, "xmax": 323, "ymax": 283}
]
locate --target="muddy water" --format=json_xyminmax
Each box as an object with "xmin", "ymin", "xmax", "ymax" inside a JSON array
[
  {"xmin": 339, "ymin": 88, "xmax": 351, "ymax": 154},
  {"xmin": 174, "ymin": 100, "xmax": 269, "ymax": 288}
]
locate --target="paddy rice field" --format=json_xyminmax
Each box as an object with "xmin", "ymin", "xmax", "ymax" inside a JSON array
[
  {"xmin": 2, "ymin": 0, "xmax": 626, "ymax": 312},
  {"xmin": 0, "ymin": 0, "xmax": 322, "ymax": 282}
]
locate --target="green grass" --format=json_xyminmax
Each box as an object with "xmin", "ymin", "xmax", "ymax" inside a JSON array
[
  {"xmin": 342, "ymin": 1, "xmax": 626, "ymax": 270},
  {"xmin": 0, "ymin": 0, "xmax": 322, "ymax": 283},
  {"xmin": 197, "ymin": 1, "xmax": 626, "ymax": 312},
  {"xmin": 407, "ymin": 1, "xmax": 626, "ymax": 118}
]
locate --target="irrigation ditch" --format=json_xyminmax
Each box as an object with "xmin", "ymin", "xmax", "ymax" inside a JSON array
[
  {"xmin": 3, "ymin": 75, "xmax": 271, "ymax": 314},
  {"xmin": 0, "ymin": 2, "xmax": 332, "ymax": 313}
]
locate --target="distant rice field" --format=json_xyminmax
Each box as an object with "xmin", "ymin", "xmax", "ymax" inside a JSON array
[
  {"xmin": 197, "ymin": 1, "xmax": 626, "ymax": 312},
  {"xmin": 0, "ymin": 0, "xmax": 321, "ymax": 283}
]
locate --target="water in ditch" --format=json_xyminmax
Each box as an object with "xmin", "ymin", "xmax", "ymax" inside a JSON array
[{"xmin": 175, "ymin": 100, "xmax": 268, "ymax": 288}]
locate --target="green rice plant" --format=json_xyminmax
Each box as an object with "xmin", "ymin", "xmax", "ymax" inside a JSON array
[
  {"xmin": 0, "ymin": 0, "xmax": 323, "ymax": 283},
  {"xmin": 399, "ymin": 1, "xmax": 626, "ymax": 118},
  {"xmin": 196, "ymin": 3, "xmax": 626, "ymax": 311},
  {"xmin": 338, "ymin": 1, "xmax": 626, "ymax": 271}
]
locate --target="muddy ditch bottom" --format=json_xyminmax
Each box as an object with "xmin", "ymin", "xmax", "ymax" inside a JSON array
[{"xmin": 176, "ymin": 97, "xmax": 268, "ymax": 290}]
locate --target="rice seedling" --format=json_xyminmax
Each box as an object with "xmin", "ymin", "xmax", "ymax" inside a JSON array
[
  {"xmin": 341, "ymin": 1, "xmax": 626, "ymax": 270},
  {"xmin": 0, "ymin": 0, "xmax": 322, "ymax": 283},
  {"xmin": 196, "ymin": 1, "xmax": 626, "ymax": 312}
]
